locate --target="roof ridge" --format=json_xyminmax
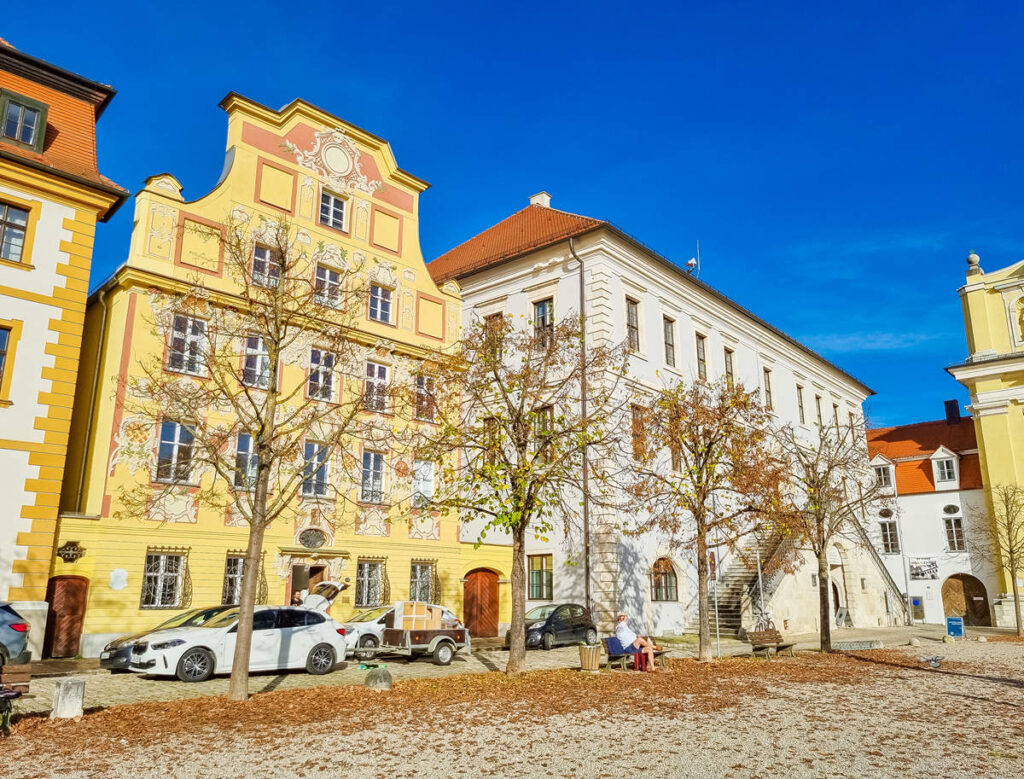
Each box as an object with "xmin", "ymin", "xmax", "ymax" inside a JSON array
[{"xmin": 867, "ymin": 416, "xmax": 973, "ymax": 435}]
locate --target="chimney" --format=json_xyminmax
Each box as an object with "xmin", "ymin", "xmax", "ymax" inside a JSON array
[
  {"xmin": 529, "ymin": 191, "xmax": 551, "ymax": 208},
  {"xmin": 944, "ymin": 400, "xmax": 961, "ymax": 425}
]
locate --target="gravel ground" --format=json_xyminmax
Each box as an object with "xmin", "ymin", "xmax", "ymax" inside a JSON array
[{"xmin": 4, "ymin": 640, "xmax": 1022, "ymax": 779}]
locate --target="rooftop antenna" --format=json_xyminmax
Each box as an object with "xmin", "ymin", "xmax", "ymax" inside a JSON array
[{"xmin": 685, "ymin": 239, "xmax": 700, "ymax": 277}]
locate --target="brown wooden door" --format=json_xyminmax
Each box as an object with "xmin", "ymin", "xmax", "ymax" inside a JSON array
[
  {"xmin": 942, "ymin": 574, "xmax": 991, "ymax": 627},
  {"xmin": 44, "ymin": 576, "xmax": 89, "ymax": 658},
  {"xmin": 463, "ymin": 569, "xmax": 499, "ymax": 637}
]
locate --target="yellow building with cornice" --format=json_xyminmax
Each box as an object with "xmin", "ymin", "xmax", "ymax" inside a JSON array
[
  {"xmin": 53, "ymin": 93, "xmax": 510, "ymax": 656},
  {"xmin": 0, "ymin": 39, "xmax": 125, "ymax": 659},
  {"xmin": 949, "ymin": 251, "xmax": 1024, "ymax": 626}
]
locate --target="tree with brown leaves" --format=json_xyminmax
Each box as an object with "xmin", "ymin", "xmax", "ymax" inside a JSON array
[
  {"xmin": 629, "ymin": 380, "xmax": 788, "ymax": 662},
  {"xmin": 118, "ymin": 214, "xmax": 382, "ymax": 701},
  {"xmin": 408, "ymin": 313, "xmax": 630, "ymax": 676},
  {"xmin": 982, "ymin": 484, "xmax": 1024, "ymax": 636},
  {"xmin": 772, "ymin": 418, "xmax": 886, "ymax": 652}
]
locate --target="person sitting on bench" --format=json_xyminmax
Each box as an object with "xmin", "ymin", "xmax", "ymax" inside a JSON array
[{"xmin": 615, "ymin": 614, "xmax": 657, "ymax": 671}]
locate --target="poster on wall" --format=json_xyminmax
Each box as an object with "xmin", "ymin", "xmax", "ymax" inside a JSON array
[{"xmin": 910, "ymin": 558, "xmax": 939, "ymax": 580}]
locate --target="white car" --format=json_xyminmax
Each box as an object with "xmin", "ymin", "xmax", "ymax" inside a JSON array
[
  {"xmin": 341, "ymin": 603, "xmax": 462, "ymax": 659},
  {"xmin": 129, "ymin": 606, "xmax": 348, "ymax": 682}
]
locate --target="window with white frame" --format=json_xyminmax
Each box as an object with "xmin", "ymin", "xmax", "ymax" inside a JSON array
[
  {"xmin": 663, "ymin": 317, "xmax": 676, "ymax": 367},
  {"xmin": 314, "ymin": 264, "xmax": 341, "ymax": 308},
  {"xmin": 533, "ymin": 298, "xmax": 553, "ymax": 347},
  {"xmin": 252, "ymin": 245, "xmax": 281, "ymax": 287},
  {"xmin": 141, "ymin": 552, "xmax": 184, "ymax": 608},
  {"xmin": 355, "ymin": 560, "xmax": 382, "ymax": 607},
  {"xmin": 369, "ymin": 285, "xmax": 393, "ymax": 323},
  {"xmin": 651, "ymin": 558, "xmax": 678, "ymax": 601},
  {"xmin": 874, "ymin": 465, "xmax": 893, "ymax": 489},
  {"xmin": 815, "ymin": 394, "xmax": 823, "ymax": 426},
  {"xmin": 796, "ymin": 385, "xmax": 806, "ymax": 425},
  {"xmin": 412, "ymin": 459, "xmax": 435, "ymax": 509},
  {"xmin": 945, "ymin": 515, "xmax": 966, "ymax": 551},
  {"xmin": 242, "ymin": 336, "xmax": 270, "ymax": 389},
  {"xmin": 0, "ymin": 326, "xmax": 11, "ymax": 387},
  {"xmin": 166, "ymin": 314, "xmax": 206, "ymax": 376},
  {"xmin": 364, "ymin": 361, "xmax": 389, "ymax": 411},
  {"xmin": 762, "ymin": 367, "xmax": 773, "ymax": 410},
  {"xmin": 879, "ymin": 520, "xmax": 900, "ymax": 554},
  {"xmin": 308, "ymin": 348, "xmax": 335, "ymax": 401},
  {"xmin": 723, "ymin": 348, "xmax": 734, "ymax": 389},
  {"xmin": 0, "ymin": 202, "xmax": 29, "ymax": 263},
  {"xmin": 534, "ymin": 405, "xmax": 554, "ymax": 462},
  {"xmin": 410, "ymin": 562, "xmax": 433, "ymax": 601},
  {"xmin": 302, "ymin": 442, "xmax": 329, "ymax": 497},
  {"xmin": 528, "ymin": 554, "xmax": 553, "ymax": 600},
  {"xmin": 415, "ymin": 375, "xmax": 436, "ymax": 422},
  {"xmin": 695, "ymin": 334, "xmax": 707, "ymax": 380},
  {"xmin": 234, "ymin": 432, "xmax": 257, "ymax": 490},
  {"xmin": 156, "ymin": 421, "xmax": 194, "ymax": 483},
  {"xmin": 320, "ymin": 191, "xmax": 346, "ymax": 231},
  {"xmin": 361, "ymin": 450, "xmax": 385, "ymax": 503},
  {"xmin": 222, "ymin": 556, "xmax": 244, "ymax": 605},
  {"xmin": 626, "ymin": 299, "xmax": 640, "ymax": 353},
  {"xmin": 936, "ymin": 458, "xmax": 956, "ymax": 483}
]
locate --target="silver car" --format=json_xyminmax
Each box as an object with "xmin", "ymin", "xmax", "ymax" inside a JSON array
[{"xmin": 0, "ymin": 603, "xmax": 30, "ymax": 665}]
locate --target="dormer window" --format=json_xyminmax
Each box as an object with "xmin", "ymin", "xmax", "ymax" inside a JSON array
[
  {"xmin": 936, "ymin": 458, "xmax": 956, "ymax": 483},
  {"xmin": 0, "ymin": 91, "xmax": 47, "ymax": 153}
]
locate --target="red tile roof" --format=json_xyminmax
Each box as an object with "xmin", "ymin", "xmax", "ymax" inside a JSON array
[
  {"xmin": 429, "ymin": 204, "xmax": 603, "ymax": 283},
  {"xmin": 866, "ymin": 417, "xmax": 982, "ymax": 494}
]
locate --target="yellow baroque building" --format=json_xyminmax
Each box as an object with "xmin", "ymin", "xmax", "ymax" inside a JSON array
[
  {"xmin": 0, "ymin": 39, "xmax": 126, "ymax": 658},
  {"xmin": 52, "ymin": 93, "xmax": 510, "ymax": 656},
  {"xmin": 949, "ymin": 251, "xmax": 1024, "ymax": 626}
]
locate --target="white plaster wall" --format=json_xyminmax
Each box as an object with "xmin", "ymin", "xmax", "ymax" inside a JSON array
[{"xmin": 869, "ymin": 487, "xmax": 1000, "ymax": 624}]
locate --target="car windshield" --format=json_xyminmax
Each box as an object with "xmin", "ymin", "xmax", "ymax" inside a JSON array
[
  {"xmin": 525, "ymin": 605, "xmax": 557, "ymax": 620},
  {"xmin": 200, "ymin": 609, "xmax": 241, "ymax": 628},
  {"xmin": 347, "ymin": 606, "xmax": 391, "ymax": 623},
  {"xmin": 156, "ymin": 606, "xmax": 230, "ymax": 630}
]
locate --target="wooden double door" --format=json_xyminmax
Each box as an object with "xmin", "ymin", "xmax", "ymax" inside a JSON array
[
  {"xmin": 463, "ymin": 569, "xmax": 499, "ymax": 637},
  {"xmin": 941, "ymin": 574, "xmax": 991, "ymax": 626}
]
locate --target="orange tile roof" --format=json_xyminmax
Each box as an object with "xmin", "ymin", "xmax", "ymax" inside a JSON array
[
  {"xmin": 0, "ymin": 44, "xmax": 126, "ymax": 216},
  {"xmin": 429, "ymin": 204, "xmax": 603, "ymax": 283},
  {"xmin": 867, "ymin": 417, "xmax": 982, "ymax": 494}
]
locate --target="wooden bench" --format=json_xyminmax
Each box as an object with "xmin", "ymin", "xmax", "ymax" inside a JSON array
[
  {"xmin": 0, "ymin": 663, "xmax": 31, "ymax": 733},
  {"xmin": 746, "ymin": 629, "xmax": 796, "ymax": 659},
  {"xmin": 602, "ymin": 637, "xmax": 668, "ymax": 671}
]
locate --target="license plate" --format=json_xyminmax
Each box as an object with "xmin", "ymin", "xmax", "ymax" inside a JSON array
[{"xmin": 100, "ymin": 652, "xmax": 110, "ymax": 659}]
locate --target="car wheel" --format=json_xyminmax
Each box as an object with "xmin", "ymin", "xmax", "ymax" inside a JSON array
[
  {"xmin": 175, "ymin": 648, "xmax": 214, "ymax": 683},
  {"xmin": 306, "ymin": 643, "xmax": 336, "ymax": 675},
  {"xmin": 433, "ymin": 642, "xmax": 454, "ymax": 666},
  {"xmin": 542, "ymin": 632, "xmax": 555, "ymax": 651},
  {"xmin": 356, "ymin": 635, "xmax": 379, "ymax": 661},
  {"xmin": 585, "ymin": 628, "xmax": 598, "ymax": 646}
]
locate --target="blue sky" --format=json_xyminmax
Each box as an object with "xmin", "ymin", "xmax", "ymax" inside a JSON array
[{"xmin": 7, "ymin": 1, "xmax": 1024, "ymax": 426}]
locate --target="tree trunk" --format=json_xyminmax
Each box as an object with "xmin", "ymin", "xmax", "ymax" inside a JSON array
[
  {"xmin": 817, "ymin": 550, "xmax": 832, "ymax": 653},
  {"xmin": 696, "ymin": 527, "xmax": 711, "ymax": 662},
  {"xmin": 1011, "ymin": 559, "xmax": 1023, "ymax": 637},
  {"xmin": 506, "ymin": 521, "xmax": 527, "ymax": 676},
  {"xmin": 227, "ymin": 514, "xmax": 268, "ymax": 701}
]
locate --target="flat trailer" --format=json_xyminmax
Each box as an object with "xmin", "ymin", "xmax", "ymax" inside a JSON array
[{"xmin": 354, "ymin": 601, "xmax": 471, "ymax": 665}]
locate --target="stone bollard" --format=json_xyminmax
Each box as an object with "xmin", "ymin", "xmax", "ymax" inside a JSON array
[
  {"xmin": 942, "ymin": 635, "xmax": 954, "ymax": 644},
  {"xmin": 909, "ymin": 637, "xmax": 920, "ymax": 647},
  {"xmin": 978, "ymin": 635, "xmax": 988, "ymax": 643},
  {"xmin": 365, "ymin": 667, "xmax": 392, "ymax": 692},
  {"xmin": 50, "ymin": 678, "xmax": 85, "ymax": 720}
]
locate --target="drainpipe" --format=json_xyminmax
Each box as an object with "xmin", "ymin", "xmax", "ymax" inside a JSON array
[
  {"xmin": 568, "ymin": 236, "xmax": 592, "ymax": 617},
  {"xmin": 76, "ymin": 288, "xmax": 109, "ymax": 512}
]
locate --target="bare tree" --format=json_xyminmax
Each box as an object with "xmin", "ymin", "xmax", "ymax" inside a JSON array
[
  {"xmin": 629, "ymin": 379, "xmax": 788, "ymax": 661},
  {"xmin": 981, "ymin": 484, "xmax": 1024, "ymax": 636},
  {"xmin": 408, "ymin": 313, "xmax": 630, "ymax": 676},
  {"xmin": 772, "ymin": 418, "xmax": 885, "ymax": 652},
  {"xmin": 117, "ymin": 214, "xmax": 384, "ymax": 701}
]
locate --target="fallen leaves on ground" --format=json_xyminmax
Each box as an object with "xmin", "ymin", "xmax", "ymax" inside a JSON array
[{"xmin": 4, "ymin": 648, "xmax": 972, "ymax": 768}]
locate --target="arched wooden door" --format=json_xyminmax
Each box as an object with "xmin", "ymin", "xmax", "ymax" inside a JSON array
[
  {"xmin": 942, "ymin": 574, "xmax": 991, "ymax": 626},
  {"xmin": 463, "ymin": 569, "xmax": 499, "ymax": 637},
  {"xmin": 44, "ymin": 576, "xmax": 89, "ymax": 658}
]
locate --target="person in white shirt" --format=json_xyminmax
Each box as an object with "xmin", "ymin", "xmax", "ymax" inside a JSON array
[{"xmin": 615, "ymin": 614, "xmax": 657, "ymax": 671}]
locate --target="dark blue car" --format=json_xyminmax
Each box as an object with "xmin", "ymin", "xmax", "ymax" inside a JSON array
[{"xmin": 505, "ymin": 603, "xmax": 598, "ymax": 650}]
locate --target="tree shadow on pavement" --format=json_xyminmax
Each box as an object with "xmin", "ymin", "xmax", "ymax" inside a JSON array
[{"xmin": 846, "ymin": 652, "xmax": 1024, "ymax": 691}]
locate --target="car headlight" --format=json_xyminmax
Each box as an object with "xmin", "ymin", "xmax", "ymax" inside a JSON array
[{"xmin": 150, "ymin": 639, "xmax": 186, "ymax": 651}]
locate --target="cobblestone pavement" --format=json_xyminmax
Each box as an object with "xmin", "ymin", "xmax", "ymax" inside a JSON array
[{"xmin": 13, "ymin": 645, "xmax": 586, "ymax": 717}]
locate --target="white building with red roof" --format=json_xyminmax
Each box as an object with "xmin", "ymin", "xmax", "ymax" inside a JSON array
[
  {"xmin": 431, "ymin": 193, "xmax": 904, "ymax": 636},
  {"xmin": 867, "ymin": 404, "xmax": 1003, "ymax": 626}
]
